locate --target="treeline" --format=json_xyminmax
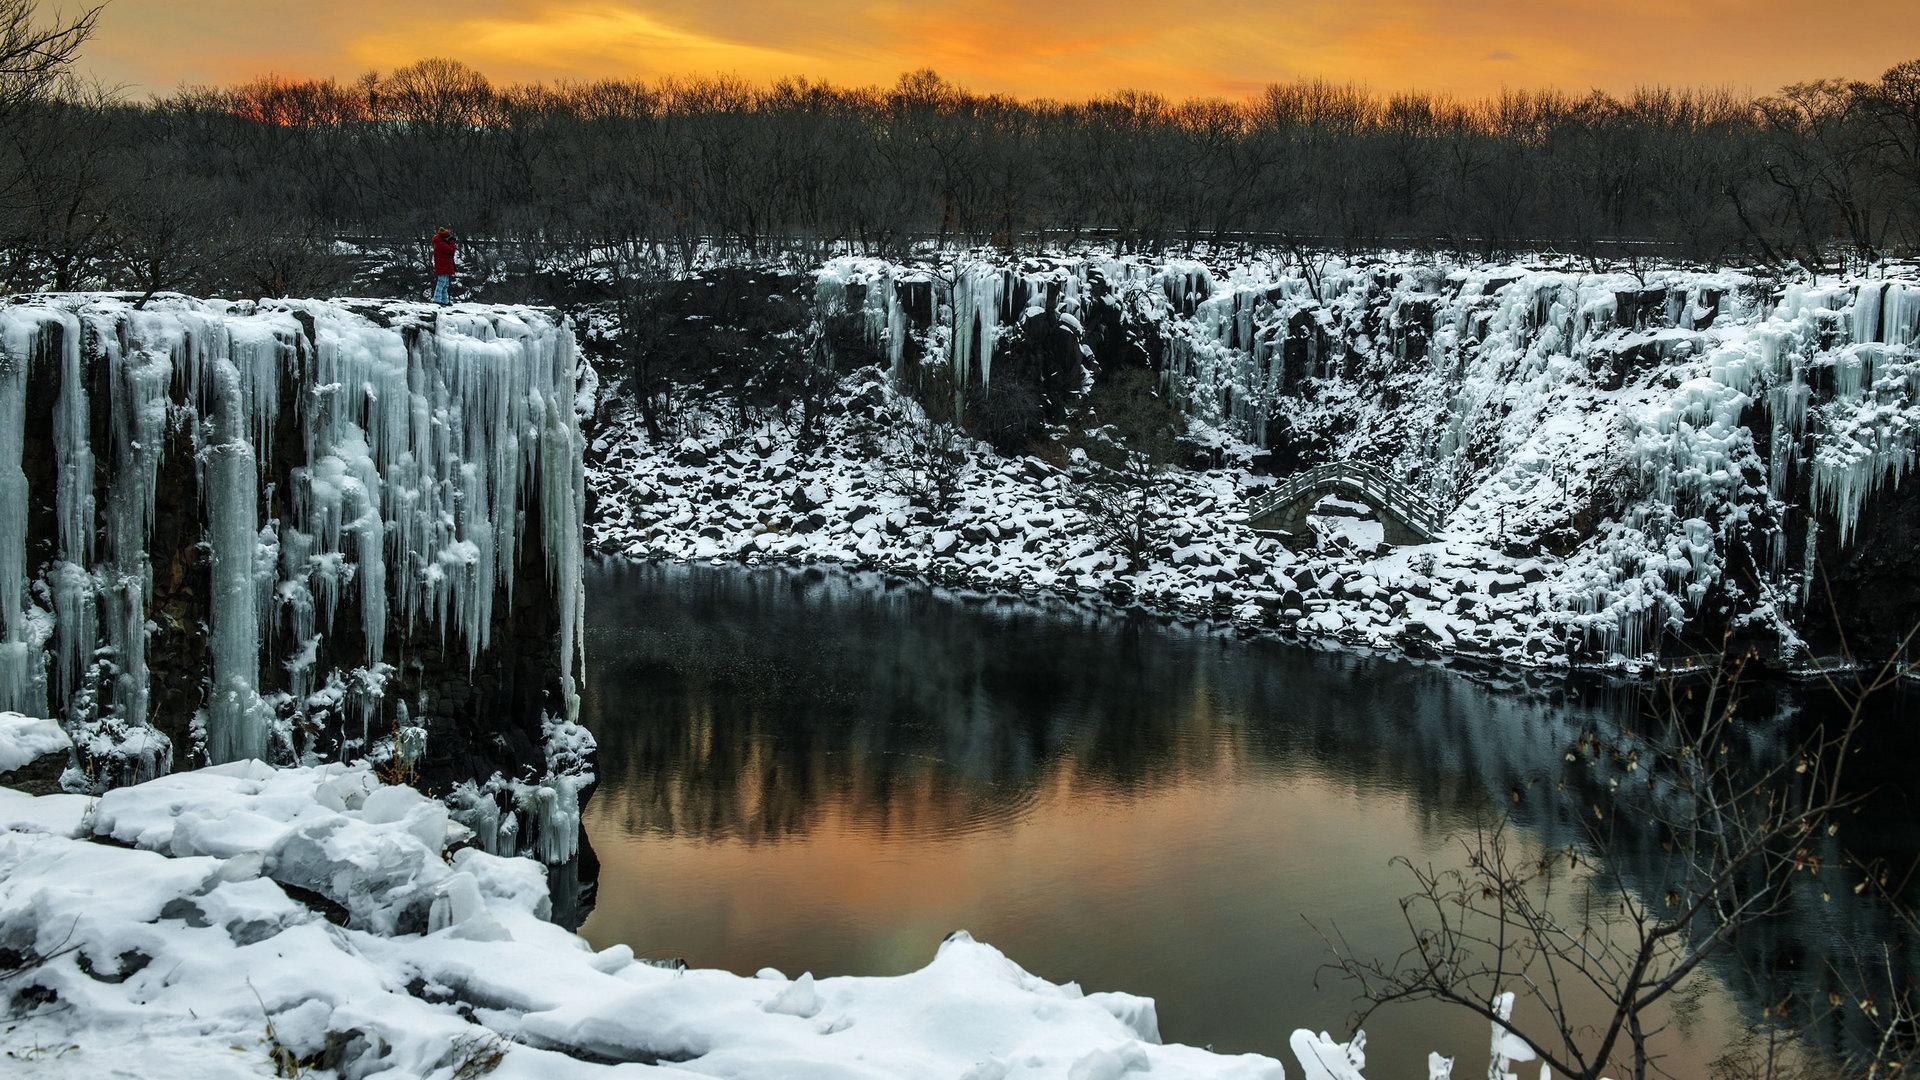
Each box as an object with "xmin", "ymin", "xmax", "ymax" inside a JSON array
[{"xmin": 4, "ymin": 29, "xmax": 1920, "ymax": 296}]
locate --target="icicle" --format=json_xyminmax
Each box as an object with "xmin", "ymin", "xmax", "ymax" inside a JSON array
[
  {"xmin": 48, "ymin": 323, "xmax": 101, "ymax": 712},
  {"xmin": 53, "ymin": 309, "xmax": 94, "ymax": 569},
  {"xmin": 1802, "ymin": 517, "xmax": 1819, "ymax": 606},
  {"xmin": 1853, "ymin": 281, "xmax": 1887, "ymax": 344},
  {"xmin": 204, "ymin": 351, "xmax": 268, "ymax": 764},
  {"xmin": 886, "ymin": 279, "xmax": 907, "ymax": 383},
  {"xmin": 102, "ymin": 316, "xmax": 173, "ymax": 730},
  {"xmin": 1886, "ymin": 282, "xmax": 1920, "ymax": 347},
  {"xmin": 952, "ymin": 270, "xmax": 974, "ymax": 387},
  {"xmin": 0, "ymin": 315, "xmax": 45, "ymax": 715},
  {"xmin": 520, "ymin": 772, "xmax": 581, "ymax": 863},
  {"xmin": 1488, "ymin": 991, "xmax": 1536, "ymax": 1080},
  {"xmin": 49, "ymin": 561, "xmax": 94, "ymax": 713}
]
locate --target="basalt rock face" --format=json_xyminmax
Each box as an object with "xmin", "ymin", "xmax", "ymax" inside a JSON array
[
  {"xmin": 1809, "ymin": 483, "xmax": 1920, "ymax": 661},
  {"xmin": 0, "ymin": 295, "xmax": 586, "ymax": 792}
]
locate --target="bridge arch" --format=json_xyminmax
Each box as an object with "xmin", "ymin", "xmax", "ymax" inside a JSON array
[{"xmin": 1240, "ymin": 462, "xmax": 1443, "ymax": 546}]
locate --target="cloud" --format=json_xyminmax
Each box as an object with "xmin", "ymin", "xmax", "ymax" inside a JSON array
[
  {"xmin": 345, "ymin": 5, "xmax": 819, "ymax": 83},
  {"xmin": 76, "ymin": 0, "xmax": 1920, "ymax": 101}
]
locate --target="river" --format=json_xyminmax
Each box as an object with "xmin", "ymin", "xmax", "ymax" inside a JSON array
[{"xmin": 575, "ymin": 558, "xmax": 1918, "ymax": 1076}]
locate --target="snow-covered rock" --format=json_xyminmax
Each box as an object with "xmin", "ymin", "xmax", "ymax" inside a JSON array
[
  {"xmin": 1, "ymin": 764, "xmax": 1289, "ymax": 1079},
  {"xmin": 0, "ymin": 786, "xmax": 91, "ymax": 836},
  {"xmin": 0, "ymin": 710, "xmax": 68, "ymax": 773}
]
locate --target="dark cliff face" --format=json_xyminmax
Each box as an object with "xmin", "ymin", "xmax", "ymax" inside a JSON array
[
  {"xmin": 1809, "ymin": 486, "xmax": 1920, "ymax": 663},
  {"xmin": 367, "ymin": 490, "xmax": 569, "ymax": 796},
  {"xmin": 139, "ymin": 416, "xmax": 213, "ymax": 771},
  {"xmin": 260, "ymin": 467, "xmax": 569, "ymax": 794},
  {"xmin": 1, "ymin": 296, "xmax": 585, "ymax": 792}
]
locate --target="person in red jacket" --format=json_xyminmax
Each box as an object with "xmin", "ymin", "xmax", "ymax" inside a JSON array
[{"xmin": 431, "ymin": 227, "xmax": 457, "ymax": 304}]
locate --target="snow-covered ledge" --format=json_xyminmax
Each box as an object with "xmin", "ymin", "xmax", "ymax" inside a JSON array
[
  {"xmin": 0, "ymin": 711, "xmax": 68, "ymax": 775},
  {"xmin": 0, "ymin": 764, "xmax": 1289, "ymax": 1079}
]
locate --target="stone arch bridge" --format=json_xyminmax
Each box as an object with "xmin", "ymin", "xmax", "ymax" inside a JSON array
[{"xmin": 1241, "ymin": 461, "xmax": 1444, "ymax": 546}]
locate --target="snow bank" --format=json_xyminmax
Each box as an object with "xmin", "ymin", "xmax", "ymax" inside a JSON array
[
  {"xmin": 0, "ymin": 710, "xmax": 68, "ymax": 773},
  {"xmin": 1, "ymin": 764, "xmax": 1288, "ymax": 1078}
]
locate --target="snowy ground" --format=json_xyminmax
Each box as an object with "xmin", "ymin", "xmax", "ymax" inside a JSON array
[
  {"xmin": 586, "ymin": 375, "xmax": 1571, "ymax": 670},
  {"xmin": 0, "ymin": 763, "xmax": 1327, "ymax": 1078}
]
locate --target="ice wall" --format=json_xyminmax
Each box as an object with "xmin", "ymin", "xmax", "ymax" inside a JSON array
[
  {"xmin": 1171, "ymin": 265, "xmax": 1919, "ymax": 662},
  {"xmin": 815, "ymin": 256, "xmax": 1210, "ymax": 394},
  {"xmin": 814, "ymin": 254, "xmax": 1920, "ymax": 664},
  {"xmin": 0, "ymin": 296, "xmax": 586, "ymax": 782}
]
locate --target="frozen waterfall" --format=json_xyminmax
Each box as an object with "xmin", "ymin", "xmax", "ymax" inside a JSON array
[
  {"xmin": 0, "ymin": 296, "xmax": 586, "ymax": 779},
  {"xmin": 812, "ymin": 253, "xmax": 1920, "ymax": 665}
]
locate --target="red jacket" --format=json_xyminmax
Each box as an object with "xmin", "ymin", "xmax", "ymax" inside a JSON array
[{"xmin": 432, "ymin": 233, "xmax": 457, "ymax": 276}]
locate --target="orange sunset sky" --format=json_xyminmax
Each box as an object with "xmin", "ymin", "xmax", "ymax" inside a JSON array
[{"xmin": 80, "ymin": 1, "xmax": 1920, "ymax": 101}]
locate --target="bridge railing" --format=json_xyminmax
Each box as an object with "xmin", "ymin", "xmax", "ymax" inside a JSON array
[{"xmin": 1240, "ymin": 461, "xmax": 1445, "ymax": 540}]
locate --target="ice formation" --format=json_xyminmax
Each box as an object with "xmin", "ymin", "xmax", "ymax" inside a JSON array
[
  {"xmin": 0, "ymin": 296, "xmax": 586, "ymax": 779},
  {"xmin": 818, "ymin": 255, "xmax": 1209, "ymax": 384},
  {"xmin": 810, "ymin": 255, "xmax": 1920, "ymax": 664},
  {"xmin": 446, "ymin": 768, "xmax": 582, "ymax": 865}
]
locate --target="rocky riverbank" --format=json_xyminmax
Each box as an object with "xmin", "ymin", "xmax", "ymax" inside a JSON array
[{"xmin": 587, "ymin": 374, "xmax": 1586, "ymax": 672}]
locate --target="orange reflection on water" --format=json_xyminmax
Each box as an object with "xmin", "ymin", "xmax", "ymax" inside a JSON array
[
  {"xmin": 583, "ymin": 733, "xmax": 1747, "ymax": 1072},
  {"xmin": 571, "ymin": 561, "xmax": 1777, "ymax": 1072}
]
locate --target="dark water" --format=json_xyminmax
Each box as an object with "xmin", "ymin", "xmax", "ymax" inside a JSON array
[{"xmin": 576, "ymin": 558, "xmax": 1919, "ymax": 1075}]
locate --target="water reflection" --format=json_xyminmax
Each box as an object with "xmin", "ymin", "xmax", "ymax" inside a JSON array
[{"xmin": 578, "ymin": 559, "xmax": 1918, "ymax": 1074}]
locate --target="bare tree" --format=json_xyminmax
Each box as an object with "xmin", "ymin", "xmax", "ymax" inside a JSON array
[
  {"xmin": 1859, "ymin": 60, "xmax": 1920, "ymax": 252},
  {"xmin": 1321, "ymin": 640, "xmax": 1916, "ymax": 1080},
  {"xmin": 1, "ymin": 79, "xmax": 115, "ymax": 289},
  {"xmin": 0, "ymin": 0, "xmax": 97, "ymax": 122},
  {"xmin": 2, "ymin": 45, "xmax": 1919, "ymax": 283},
  {"xmin": 0, "ymin": 0, "xmax": 100, "ymax": 254},
  {"xmin": 1074, "ymin": 450, "xmax": 1174, "ymax": 573},
  {"xmin": 1756, "ymin": 82, "xmax": 1892, "ymax": 272},
  {"xmin": 882, "ymin": 403, "xmax": 969, "ymax": 516},
  {"xmin": 105, "ymin": 142, "xmax": 238, "ymax": 307}
]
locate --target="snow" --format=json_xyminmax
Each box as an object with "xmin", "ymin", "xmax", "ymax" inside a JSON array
[
  {"xmin": 2, "ymin": 764, "xmax": 1300, "ymax": 1079},
  {"xmin": 587, "ymin": 371, "xmax": 1540, "ymax": 671},
  {"xmin": 0, "ymin": 786, "xmax": 91, "ymax": 836},
  {"xmin": 1292, "ymin": 1029, "xmax": 1367, "ymax": 1080},
  {"xmin": 1487, "ymin": 992, "xmax": 1538, "ymax": 1080},
  {"xmin": 0, "ymin": 710, "xmax": 69, "ymax": 773}
]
